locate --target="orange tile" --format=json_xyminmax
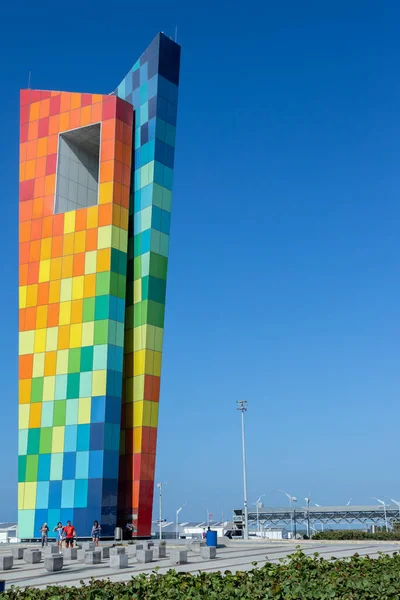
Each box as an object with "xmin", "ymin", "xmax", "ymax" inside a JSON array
[
  {"xmin": 91, "ymin": 102, "xmax": 102, "ymax": 124},
  {"xmin": 122, "ymin": 143, "xmax": 132, "ymax": 166},
  {"xmin": 116, "ymin": 120, "xmax": 124, "ymax": 141},
  {"xmin": 123, "ymin": 123, "xmax": 133, "ymax": 146},
  {"xmin": 102, "ymin": 119, "xmax": 116, "ymax": 141},
  {"xmin": 44, "ymin": 351, "xmax": 57, "ymax": 376},
  {"xmin": 100, "ymin": 160, "xmax": 114, "ymax": 183},
  {"xmin": 73, "ymin": 253, "xmax": 85, "ymax": 276},
  {"xmin": 112, "ymin": 204, "xmax": 120, "ymax": 227},
  {"xmin": 74, "ymin": 230, "xmax": 86, "ymax": 254},
  {"xmin": 35, "ymin": 156, "xmax": 46, "ymax": 178},
  {"xmin": 49, "ymin": 280, "xmax": 61, "ymax": 304},
  {"xmin": 39, "ymin": 98, "xmax": 50, "ymax": 119},
  {"xmin": 42, "ymin": 216, "xmax": 53, "ymax": 238},
  {"xmin": 58, "ymin": 325, "xmax": 70, "ymax": 349},
  {"xmin": 61, "ymin": 255, "xmax": 73, "ymax": 278},
  {"xmin": 60, "ymin": 92, "xmax": 71, "ymax": 112},
  {"xmin": 45, "ymin": 174, "xmax": 55, "ymax": 195},
  {"xmin": 122, "ymin": 164, "xmax": 130, "ymax": 187},
  {"xmin": 43, "ymin": 195, "xmax": 55, "ymax": 217},
  {"xmin": 81, "ymin": 106, "xmax": 91, "ymax": 126},
  {"xmin": 71, "ymin": 299, "xmax": 83, "ymax": 323},
  {"xmin": 69, "ymin": 108, "xmax": 81, "ymax": 130},
  {"xmin": 32, "ymin": 197, "xmax": 44, "ymax": 219},
  {"xmin": 28, "ymin": 121, "xmax": 39, "ymax": 141},
  {"xmin": 47, "ymin": 303, "xmax": 59, "ymax": 327},
  {"xmin": 37, "ymin": 138, "xmax": 48, "ymax": 158},
  {"xmin": 29, "ymin": 102, "xmax": 40, "ymax": 122},
  {"xmin": 19, "ymin": 308, "xmax": 26, "ymax": 331},
  {"xmin": 99, "ymin": 203, "xmax": 113, "ymax": 226},
  {"xmin": 97, "ymin": 248, "xmax": 110, "ymax": 272},
  {"xmin": 49, "ymin": 115, "xmax": 60, "ymax": 135},
  {"xmin": 20, "ymin": 200, "xmax": 33, "ymax": 222},
  {"xmin": 27, "ymin": 261, "xmax": 39, "ymax": 284},
  {"xmin": 75, "ymin": 209, "xmax": 87, "ymax": 231},
  {"xmin": 19, "ymin": 162, "xmax": 26, "ymax": 182},
  {"xmin": 19, "ymin": 242, "xmax": 30, "ymax": 264},
  {"xmin": 37, "ymin": 282, "xmax": 50, "ymax": 305},
  {"xmin": 53, "ymin": 213, "xmax": 64, "ymax": 236},
  {"xmin": 25, "ymin": 159, "xmax": 36, "ymax": 180},
  {"xmin": 20, "ymin": 263, "xmax": 29, "ymax": 286},
  {"xmin": 34, "ymin": 176, "xmax": 45, "ymax": 198},
  {"xmin": 36, "ymin": 305, "xmax": 48, "ymax": 329},
  {"xmin": 26, "ymin": 140, "xmax": 37, "ymax": 160},
  {"xmin": 86, "ymin": 228, "xmax": 98, "ymax": 251},
  {"xmin": 25, "ymin": 306, "xmax": 37, "ymax": 330},
  {"xmin": 47, "ymin": 134, "xmax": 58, "ymax": 155},
  {"xmin": 19, "ymin": 221, "xmax": 31, "ymax": 243},
  {"xmin": 29, "ymin": 240, "xmax": 41, "ymax": 262},
  {"xmin": 29, "ymin": 403, "xmax": 42, "ymax": 428},
  {"xmin": 51, "ymin": 236, "xmax": 63, "ymax": 258},
  {"xmin": 19, "ymin": 354, "xmax": 33, "ymax": 379},
  {"xmin": 30, "ymin": 219, "xmax": 42, "ymax": 241},
  {"xmin": 20, "ymin": 142, "xmax": 28, "ymax": 163},
  {"xmin": 115, "ymin": 161, "xmax": 122, "ymax": 183},
  {"xmin": 50, "ymin": 257, "xmax": 62, "ymax": 280},
  {"xmin": 115, "ymin": 140, "xmax": 123, "ymax": 162},
  {"xmin": 84, "ymin": 273, "xmax": 96, "ymax": 297},
  {"xmin": 70, "ymin": 93, "xmax": 81, "ymax": 110},
  {"xmin": 92, "ymin": 94, "xmax": 103, "ymax": 104},
  {"xmin": 59, "ymin": 112, "xmax": 70, "ymax": 132},
  {"xmin": 100, "ymin": 138, "xmax": 115, "ymax": 162}
]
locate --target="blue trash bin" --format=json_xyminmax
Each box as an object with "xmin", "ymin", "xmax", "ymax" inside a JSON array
[
  {"xmin": 0, "ymin": 580, "xmax": 5, "ymax": 593},
  {"xmin": 206, "ymin": 529, "xmax": 217, "ymax": 547}
]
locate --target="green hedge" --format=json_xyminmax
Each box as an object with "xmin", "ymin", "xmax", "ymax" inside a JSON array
[
  {"xmin": 3, "ymin": 550, "xmax": 400, "ymax": 599},
  {"xmin": 313, "ymin": 529, "xmax": 400, "ymax": 541}
]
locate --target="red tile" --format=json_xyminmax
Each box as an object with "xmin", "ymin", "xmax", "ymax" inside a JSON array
[
  {"xmin": 20, "ymin": 104, "xmax": 30, "ymax": 125},
  {"xmin": 50, "ymin": 94, "xmax": 61, "ymax": 116},
  {"xmin": 31, "ymin": 90, "xmax": 41, "ymax": 102},
  {"xmin": 20, "ymin": 179, "xmax": 35, "ymax": 202},
  {"xmin": 40, "ymin": 91, "xmax": 51, "ymax": 100},
  {"xmin": 20, "ymin": 90, "xmax": 31, "ymax": 106},
  {"xmin": 38, "ymin": 117, "xmax": 49, "ymax": 138},
  {"xmin": 20, "ymin": 123, "xmax": 29, "ymax": 143},
  {"xmin": 81, "ymin": 93, "xmax": 92, "ymax": 107},
  {"xmin": 102, "ymin": 96, "xmax": 116, "ymax": 121},
  {"xmin": 46, "ymin": 154, "xmax": 57, "ymax": 175}
]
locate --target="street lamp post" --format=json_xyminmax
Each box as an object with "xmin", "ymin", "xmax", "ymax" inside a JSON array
[
  {"xmin": 176, "ymin": 503, "xmax": 187, "ymax": 540},
  {"xmin": 278, "ymin": 490, "xmax": 297, "ymax": 538},
  {"xmin": 253, "ymin": 495, "xmax": 265, "ymax": 537},
  {"xmin": 157, "ymin": 482, "xmax": 166, "ymax": 540},
  {"xmin": 373, "ymin": 497, "xmax": 389, "ymax": 532},
  {"xmin": 304, "ymin": 497, "xmax": 310, "ymax": 538},
  {"xmin": 237, "ymin": 400, "xmax": 249, "ymax": 540}
]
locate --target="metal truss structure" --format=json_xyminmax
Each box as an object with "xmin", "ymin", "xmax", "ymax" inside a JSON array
[{"xmin": 233, "ymin": 505, "xmax": 400, "ymax": 529}]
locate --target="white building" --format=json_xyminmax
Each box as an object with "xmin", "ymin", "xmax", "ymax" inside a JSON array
[{"xmin": 0, "ymin": 523, "xmax": 19, "ymax": 544}]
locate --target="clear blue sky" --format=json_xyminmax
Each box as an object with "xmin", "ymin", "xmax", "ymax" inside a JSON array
[{"xmin": 1, "ymin": 0, "xmax": 400, "ymax": 523}]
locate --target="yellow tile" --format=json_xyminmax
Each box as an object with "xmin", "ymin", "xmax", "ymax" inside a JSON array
[
  {"xmin": 142, "ymin": 400, "xmax": 153, "ymax": 427},
  {"xmin": 19, "ymin": 404, "xmax": 30, "ymax": 429},
  {"xmin": 71, "ymin": 299, "xmax": 83, "ymax": 323},
  {"xmin": 34, "ymin": 328, "xmax": 47, "ymax": 354},
  {"xmin": 133, "ymin": 280, "xmax": 141, "ymax": 304},
  {"xmin": 150, "ymin": 402, "xmax": 159, "ymax": 428},
  {"xmin": 60, "ymin": 278, "xmax": 72, "ymax": 302},
  {"xmin": 92, "ymin": 369, "xmax": 106, "ymax": 395},
  {"xmin": 83, "ymin": 274, "xmax": 96, "ymax": 298},
  {"xmin": 74, "ymin": 230, "xmax": 86, "ymax": 253},
  {"xmin": 36, "ymin": 305, "xmax": 48, "ymax": 329},
  {"xmin": 78, "ymin": 397, "xmax": 91, "ymax": 424},
  {"xmin": 32, "ymin": 352, "xmax": 45, "ymax": 378},
  {"xmin": 50, "ymin": 258, "xmax": 62, "ymax": 281},
  {"xmin": 153, "ymin": 351, "xmax": 162, "ymax": 377},
  {"xmin": 45, "ymin": 327, "xmax": 58, "ymax": 352},
  {"xmin": 59, "ymin": 301, "xmax": 71, "ymax": 326},
  {"xmin": 61, "ymin": 255, "xmax": 73, "ymax": 279},
  {"xmin": 18, "ymin": 483, "xmax": 25, "ymax": 510},
  {"xmin": 38, "ymin": 259, "xmax": 51, "ymax": 283},
  {"xmin": 42, "ymin": 376, "xmax": 55, "ymax": 401},
  {"xmin": 87, "ymin": 206, "xmax": 98, "ymax": 229},
  {"xmin": 19, "ymin": 286, "xmax": 27, "ymax": 309},
  {"xmin": 133, "ymin": 350, "xmax": 145, "ymax": 376},
  {"xmin": 26, "ymin": 284, "xmax": 38, "ymax": 307},
  {"xmin": 63, "ymin": 233, "xmax": 74, "ymax": 256},
  {"xmin": 81, "ymin": 322, "xmax": 94, "ymax": 346},
  {"xmin": 70, "ymin": 323, "xmax": 82, "ymax": 348},
  {"xmin": 58, "ymin": 325, "xmax": 70, "ymax": 350},
  {"xmin": 97, "ymin": 226, "xmax": 112, "ymax": 249},
  {"xmin": 19, "ymin": 379, "xmax": 31, "ymax": 404},
  {"xmin": 24, "ymin": 482, "xmax": 37, "ymax": 510},
  {"xmin": 51, "ymin": 426, "xmax": 65, "ymax": 452},
  {"xmin": 99, "ymin": 181, "xmax": 113, "ymax": 204},
  {"xmin": 72, "ymin": 276, "xmax": 84, "ymax": 300},
  {"xmin": 64, "ymin": 211, "xmax": 76, "ymax": 234},
  {"xmin": 85, "ymin": 251, "xmax": 97, "ymax": 275},
  {"xmin": 19, "ymin": 330, "xmax": 35, "ymax": 355},
  {"xmin": 133, "ymin": 326, "xmax": 146, "ymax": 351},
  {"xmin": 133, "ymin": 400, "xmax": 143, "ymax": 426},
  {"xmin": 133, "ymin": 375, "xmax": 144, "ymax": 401},
  {"xmin": 40, "ymin": 238, "xmax": 52, "ymax": 260},
  {"xmin": 49, "ymin": 280, "xmax": 61, "ymax": 304},
  {"xmin": 56, "ymin": 349, "xmax": 68, "ymax": 375},
  {"xmin": 133, "ymin": 427, "xmax": 142, "ymax": 453},
  {"xmin": 44, "ymin": 351, "xmax": 57, "ymax": 377}
]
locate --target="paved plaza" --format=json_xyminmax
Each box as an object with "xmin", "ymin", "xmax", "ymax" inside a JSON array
[{"xmin": 1, "ymin": 539, "xmax": 400, "ymax": 591}]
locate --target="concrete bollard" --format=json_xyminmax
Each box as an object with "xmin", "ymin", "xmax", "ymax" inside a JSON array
[
  {"xmin": 63, "ymin": 548, "xmax": 78, "ymax": 560},
  {"xmin": 23, "ymin": 550, "xmax": 41, "ymax": 564},
  {"xmin": 127, "ymin": 547, "xmax": 136, "ymax": 558},
  {"xmin": 136, "ymin": 549, "xmax": 152, "ymax": 563},
  {"xmin": 44, "ymin": 545, "xmax": 59, "ymax": 556},
  {"xmin": 11, "ymin": 547, "xmax": 26, "ymax": 560},
  {"xmin": 170, "ymin": 549, "xmax": 188, "ymax": 565},
  {"xmin": 189, "ymin": 541, "xmax": 206, "ymax": 554},
  {"xmin": 77, "ymin": 549, "xmax": 87, "ymax": 562},
  {"xmin": 152, "ymin": 545, "xmax": 166, "ymax": 559},
  {"xmin": 0, "ymin": 555, "xmax": 13, "ymax": 571},
  {"xmin": 84, "ymin": 550, "xmax": 101, "ymax": 564},
  {"xmin": 81, "ymin": 542, "xmax": 96, "ymax": 551},
  {"xmin": 200, "ymin": 546, "xmax": 217, "ymax": 559},
  {"xmin": 110, "ymin": 554, "xmax": 129, "ymax": 568},
  {"xmin": 135, "ymin": 543, "xmax": 145, "ymax": 551},
  {"xmin": 101, "ymin": 547, "xmax": 111, "ymax": 559},
  {"xmin": 110, "ymin": 547, "xmax": 125, "ymax": 555},
  {"xmin": 44, "ymin": 555, "xmax": 63, "ymax": 572}
]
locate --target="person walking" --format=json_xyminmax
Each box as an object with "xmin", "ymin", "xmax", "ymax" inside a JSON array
[
  {"xmin": 63, "ymin": 520, "xmax": 77, "ymax": 548},
  {"xmin": 39, "ymin": 523, "xmax": 49, "ymax": 547},
  {"xmin": 91, "ymin": 521, "xmax": 101, "ymax": 545},
  {"xmin": 53, "ymin": 522, "xmax": 64, "ymax": 551}
]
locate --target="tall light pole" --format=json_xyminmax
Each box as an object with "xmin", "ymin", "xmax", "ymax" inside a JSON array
[
  {"xmin": 391, "ymin": 499, "xmax": 400, "ymax": 525},
  {"xmin": 373, "ymin": 497, "xmax": 389, "ymax": 532},
  {"xmin": 157, "ymin": 482, "xmax": 166, "ymax": 540},
  {"xmin": 278, "ymin": 490, "xmax": 297, "ymax": 537},
  {"xmin": 237, "ymin": 400, "xmax": 249, "ymax": 540},
  {"xmin": 176, "ymin": 502, "xmax": 187, "ymax": 540},
  {"xmin": 253, "ymin": 495, "xmax": 265, "ymax": 536}
]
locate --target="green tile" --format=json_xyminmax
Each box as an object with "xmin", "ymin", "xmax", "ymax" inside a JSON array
[
  {"xmin": 95, "ymin": 295, "xmax": 109, "ymax": 320},
  {"xmin": 25, "ymin": 455, "xmax": 39, "ymax": 482},
  {"xmin": 68, "ymin": 348, "xmax": 81, "ymax": 373},
  {"xmin": 133, "ymin": 300, "xmax": 146, "ymax": 327},
  {"xmin": 82, "ymin": 298, "xmax": 95, "ymax": 322},
  {"xmin": 53, "ymin": 400, "xmax": 66, "ymax": 426},
  {"xmin": 117, "ymin": 274, "xmax": 127, "ymax": 300},
  {"xmin": 39, "ymin": 427, "xmax": 52, "ymax": 454},
  {"xmin": 18, "ymin": 455, "xmax": 27, "ymax": 482},
  {"xmin": 126, "ymin": 306, "xmax": 134, "ymax": 329},
  {"xmin": 149, "ymin": 253, "xmax": 168, "ymax": 280},
  {"xmin": 96, "ymin": 272, "xmax": 111, "ymax": 296},
  {"xmin": 94, "ymin": 320, "xmax": 109, "ymax": 345},
  {"xmin": 67, "ymin": 374, "xmax": 80, "ymax": 400},
  {"xmin": 133, "ymin": 256, "xmax": 141, "ymax": 280},
  {"xmin": 27, "ymin": 428, "xmax": 40, "ymax": 454},
  {"xmin": 111, "ymin": 249, "xmax": 127, "ymax": 276},
  {"xmin": 80, "ymin": 346, "xmax": 94, "ymax": 372},
  {"xmin": 148, "ymin": 300, "xmax": 165, "ymax": 328},
  {"xmin": 31, "ymin": 377, "xmax": 44, "ymax": 403},
  {"xmin": 147, "ymin": 276, "xmax": 166, "ymax": 304},
  {"xmin": 110, "ymin": 272, "xmax": 119, "ymax": 297}
]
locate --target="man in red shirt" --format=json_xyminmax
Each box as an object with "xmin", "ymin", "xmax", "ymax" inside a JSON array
[{"xmin": 64, "ymin": 521, "xmax": 77, "ymax": 548}]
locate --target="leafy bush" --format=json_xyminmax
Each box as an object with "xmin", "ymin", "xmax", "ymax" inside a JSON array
[
  {"xmin": 313, "ymin": 529, "xmax": 400, "ymax": 541},
  {"xmin": 3, "ymin": 550, "xmax": 400, "ymax": 598}
]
